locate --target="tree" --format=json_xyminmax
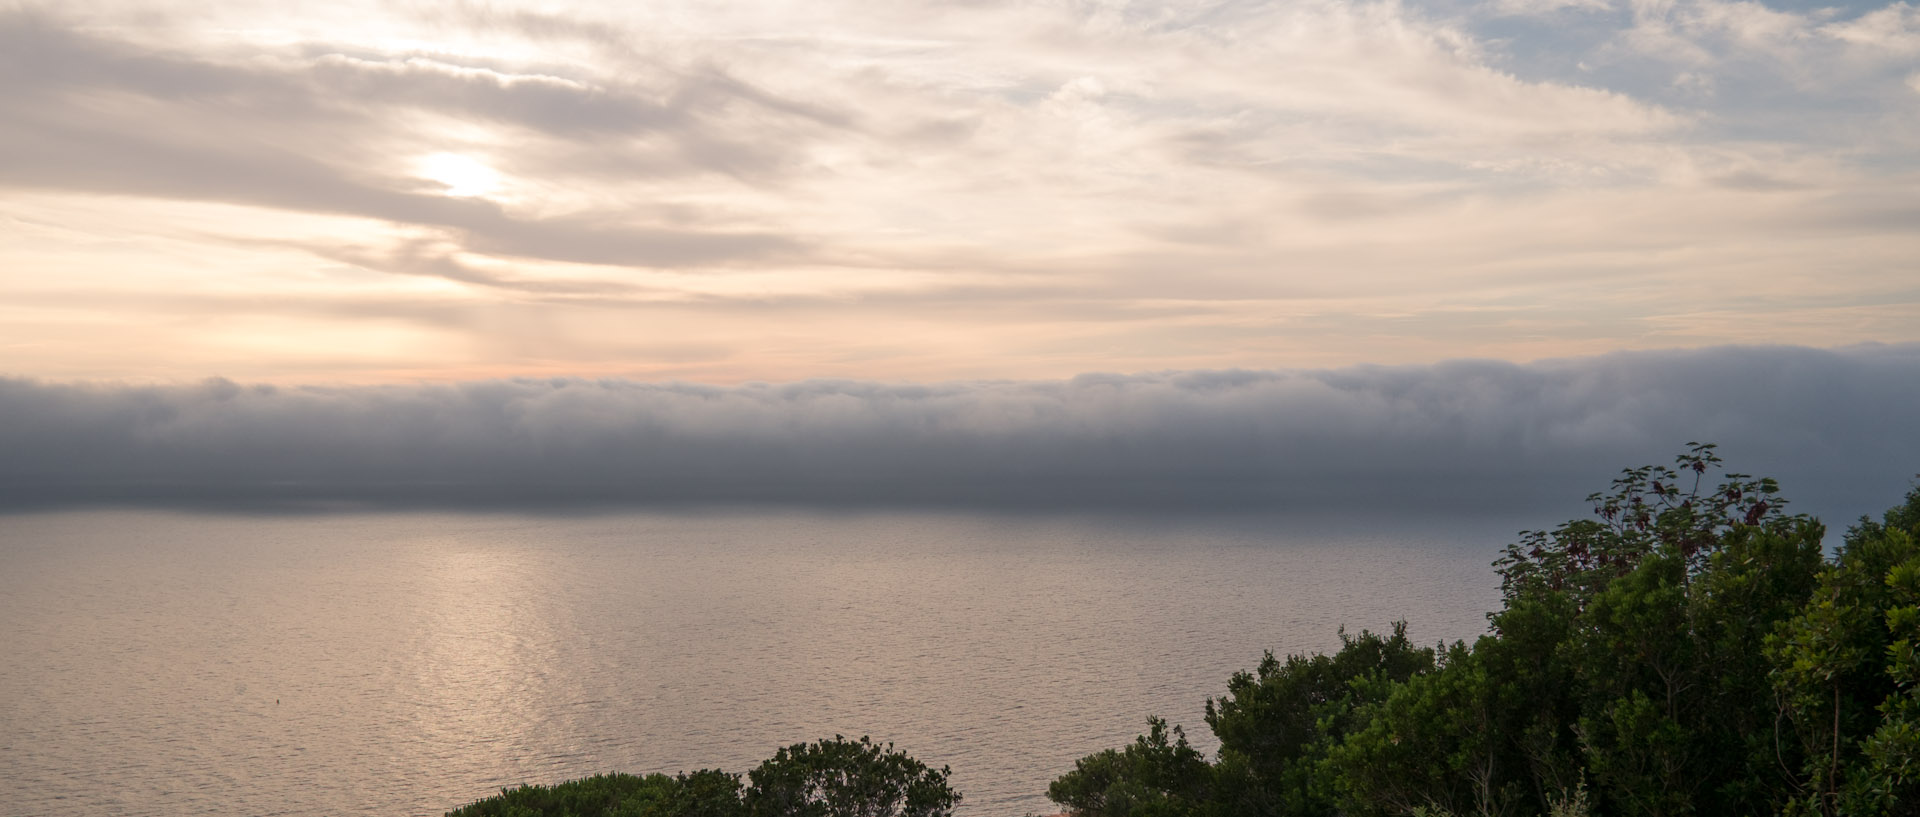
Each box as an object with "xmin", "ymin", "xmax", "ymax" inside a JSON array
[
  {"xmin": 1047, "ymin": 717, "xmax": 1213, "ymax": 817},
  {"xmin": 445, "ymin": 737, "xmax": 956, "ymax": 817},
  {"xmin": 1766, "ymin": 485, "xmax": 1920, "ymax": 815},
  {"xmin": 1330, "ymin": 641, "xmax": 1520, "ymax": 817},
  {"xmin": 1050, "ymin": 446, "xmax": 1876, "ymax": 817},
  {"xmin": 1205, "ymin": 624, "xmax": 1435, "ymax": 817},
  {"xmin": 745, "ymin": 735, "xmax": 960, "ymax": 817},
  {"xmin": 1493, "ymin": 443, "xmax": 1790, "ymax": 606},
  {"xmin": 1482, "ymin": 444, "xmax": 1824, "ymax": 817},
  {"xmin": 445, "ymin": 770, "xmax": 745, "ymax": 817}
]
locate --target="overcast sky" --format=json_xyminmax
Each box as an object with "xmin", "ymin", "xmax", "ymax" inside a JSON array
[{"xmin": 4, "ymin": 0, "xmax": 1918, "ymax": 383}]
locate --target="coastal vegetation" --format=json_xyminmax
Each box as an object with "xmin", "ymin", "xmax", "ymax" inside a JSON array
[
  {"xmin": 448, "ymin": 735, "xmax": 959, "ymax": 817},
  {"xmin": 448, "ymin": 445, "xmax": 1918, "ymax": 817},
  {"xmin": 1049, "ymin": 444, "xmax": 1919, "ymax": 817}
]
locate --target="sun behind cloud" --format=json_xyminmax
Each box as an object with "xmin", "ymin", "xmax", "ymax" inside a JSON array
[{"xmin": 415, "ymin": 153, "xmax": 505, "ymax": 199}]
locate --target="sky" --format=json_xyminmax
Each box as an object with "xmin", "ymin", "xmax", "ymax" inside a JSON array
[
  {"xmin": 3, "ymin": 0, "xmax": 1917, "ymax": 384},
  {"xmin": 2, "ymin": 1, "xmax": 1917, "ymax": 517}
]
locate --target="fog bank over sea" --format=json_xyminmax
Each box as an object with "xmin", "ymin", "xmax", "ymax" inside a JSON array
[
  {"xmin": 5, "ymin": 344, "xmax": 1914, "ymax": 815},
  {"xmin": 2, "ymin": 344, "xmax": 1916, "ymax": 526}
]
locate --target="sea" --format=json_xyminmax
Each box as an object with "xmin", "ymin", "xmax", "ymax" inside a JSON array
[{"xmin": 0, "ymin": 508, "xmax": 1522, "ymax": 816}]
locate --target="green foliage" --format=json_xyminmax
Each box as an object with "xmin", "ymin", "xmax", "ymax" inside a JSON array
[
  {"xmin": 1046, "ymin": 718, "xmax": 1213, "ymax": 817},
  {"xmin": 1860, "ymin": 551, "xmax": 1920, "ymax": 809},
  {"xmin": 1494, "ymin": 443, "xmax": 1789, "ymax": 606},
  {"xmin": 745, "ymin": 735, "xmax": 960, "ymax": 817},
  {"xmin": 1205, "ymin": 624, "xmax": 1434, "ymax": 817},
  {"xmin": 1331, "ymin": 641, "xmax": 1520, "ymax": 817},
  {"xmin": 446, "ymin": 737, "xmax": 957, "ymax": 817},
  {"xmin": 1766, "ymin": 485, "xmax": 1920, "ymax": 816},
  {"xmin": 446, "ymin": 770, "xmax": 745, "ymax": 817},
  {"xmin": 1047, "ymin": 626, "xmax": 1434, "ymax": 817},
  {"xmin": 1049, "ymin": 450, "xmax": 1919, "ymax": 817},
  {"xmin": 1542, "ymin": 778, "xmax": 1590, "ymax": 817}
]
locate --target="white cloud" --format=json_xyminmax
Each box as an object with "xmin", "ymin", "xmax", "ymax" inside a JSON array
[
  {"xmin": 1821, "ymin": 2, "xmax": 1920, "ymax": 55},
  {"xmin": 1619, "ymin": 0, "xmax": 1920, "ymax": 80}
]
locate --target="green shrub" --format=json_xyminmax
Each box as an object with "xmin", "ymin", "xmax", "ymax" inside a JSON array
[
  {"xmin": 447, "ymin": 770, "xmax": 743, "ymax": 817},
  {"xmin": 448, "ymin": 737, "xmax": 957, "ymax": 817},
  {"xmin": 1048, "ymin": 448, "xmax": 1920, "ymax": 817}
]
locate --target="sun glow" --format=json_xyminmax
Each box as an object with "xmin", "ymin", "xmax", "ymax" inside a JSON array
[{"xmin": 415, "ymin": 153, "xmax": 504, "ymax": 198}]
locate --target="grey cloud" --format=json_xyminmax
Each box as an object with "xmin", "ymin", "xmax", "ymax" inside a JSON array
[
  {"xmin": 0, "ymin": 10, "xmax": 818, "ymax": 266},
  {"xmin": 2, "ymin": 345, "xmax": 1914, "ymax": 526},
  {"xmin": 305, "ymin": 56, "xmax": 693, "ymax": 136},
  {"xmin": 1, "ymin": 9, "xmax": 841, "ymax": 145},
  {"xmin": 311, "ymin": 241, "xmax": 656, "ymax": 296},
  {"xmin": 0, "ymin": 11, "xmax": 289, "ymax": 104},
  {"xmin": 0, "ymin": 106, "xmax": 799, "ymax": 267},
  {"xmin": 1709, "ymin": 171, "xmax": 1813, "ymax": 192},
  {"xmin": 418, "ymin": 3, "xmax": 632, "ymax": 50},
  {"xmin": 5, "ymin": 288, "xmax": 482, "ymax": 332}
]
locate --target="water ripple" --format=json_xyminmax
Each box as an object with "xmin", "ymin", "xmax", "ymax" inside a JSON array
[{"xmin": 0, "ymin": 509, "xmax": 1511, "ymax": 816}]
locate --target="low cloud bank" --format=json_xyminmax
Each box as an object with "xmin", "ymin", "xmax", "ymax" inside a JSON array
[{"xmin": 3, "ymin": 345, "xmax": 1915, "ymax": 523}]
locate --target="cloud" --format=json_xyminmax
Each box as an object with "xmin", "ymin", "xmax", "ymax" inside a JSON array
[
  {"xmin": 1822, "ymin": 2, "xmax": 1920, "ymax": 55},
  {"xmin": 3, "ymin": 345, "xmax": 1914, "ymax": 526},
  {"xmin": 1, "ymin": 2, "xmax": 1917, "ymax": 382},
  {"xmin": 1615, "ymin": 0, "xmax": 1920, "ymax": 87},
  {"xmin": 0, "ymin": 9, "xmax": 813, "ymax": 268},
  {"xmin": 1488, "ymin": 0, "xmax": 1617, "ymax": 17}
]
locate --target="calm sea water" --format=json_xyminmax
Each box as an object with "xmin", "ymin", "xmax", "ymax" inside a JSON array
[{"xmin": 0, "ymin": 508, "xmax": 1518, "ymax": 816}]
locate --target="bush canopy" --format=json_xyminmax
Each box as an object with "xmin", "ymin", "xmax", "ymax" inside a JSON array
[
  {"xmin": 1049, "ymin": 444, "xmax": 1920, "ymax": 817},
  {"xmin": 448, "ymin": 736, "xmax": 958, "ymax": 817}
]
